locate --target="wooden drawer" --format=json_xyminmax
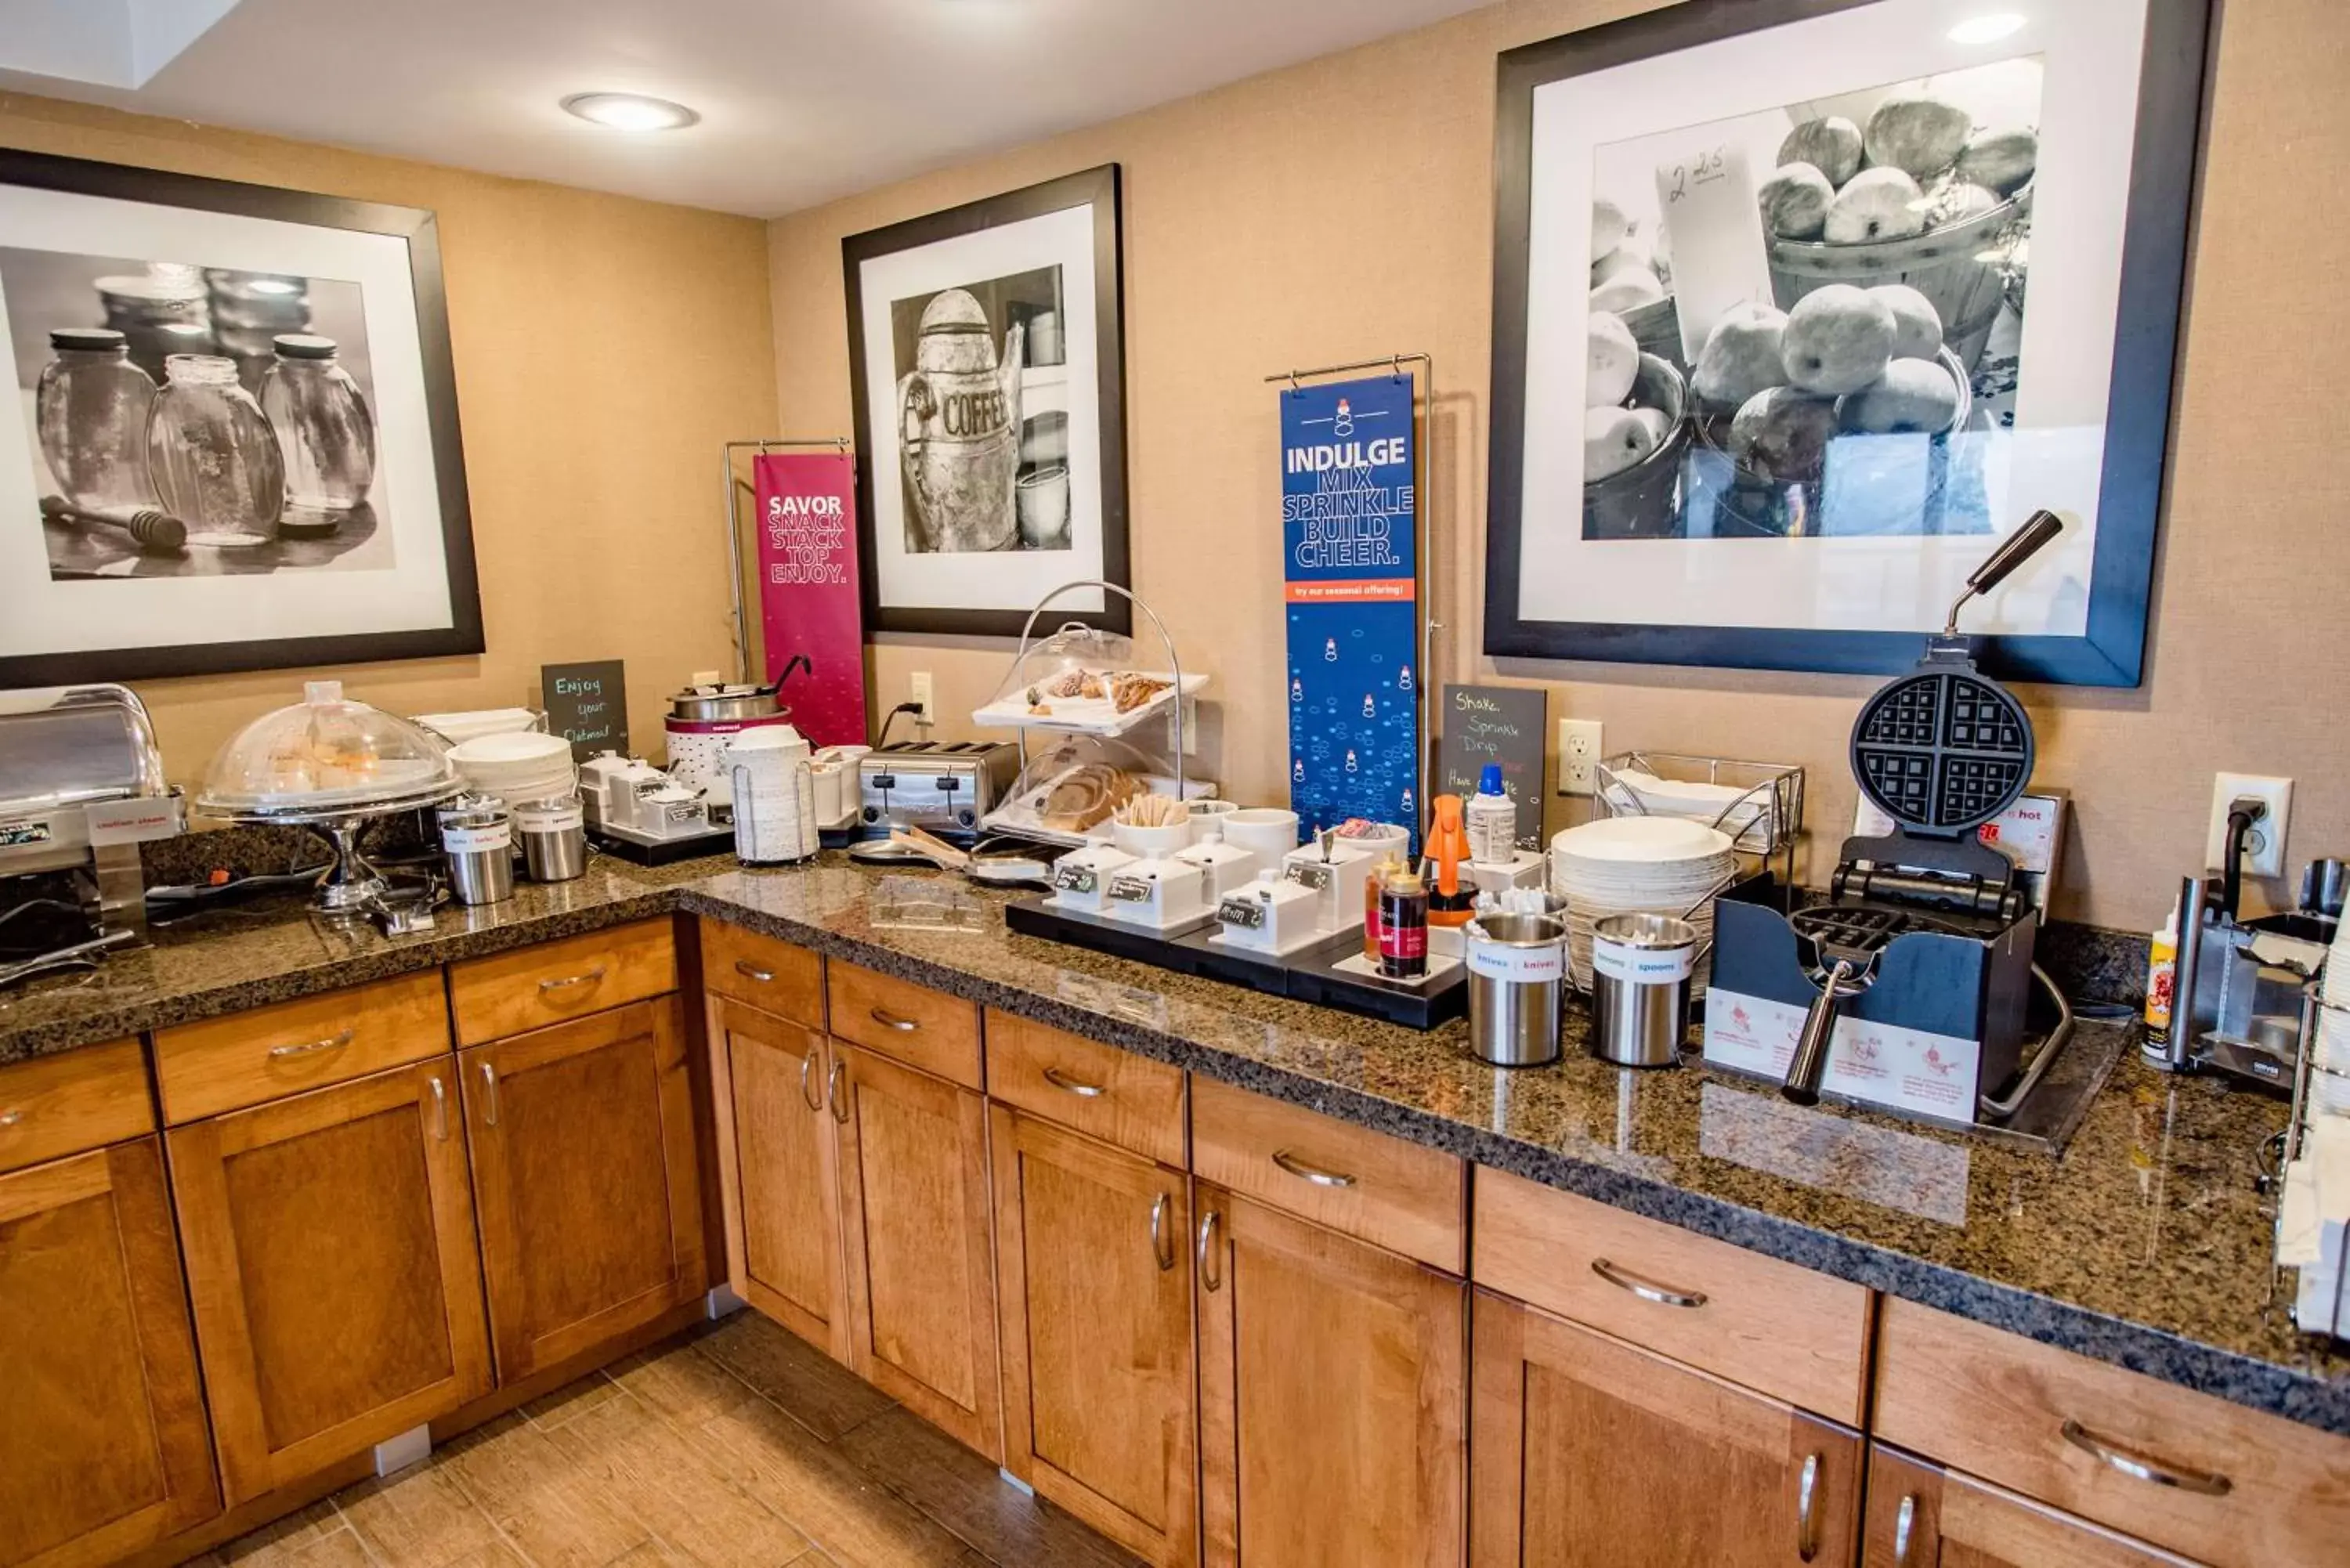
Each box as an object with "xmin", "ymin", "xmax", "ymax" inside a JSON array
[
  {"xmin": 0, "ymin": 1039, "xmax": 154, "ymax": 1172},
  {"xmin": 1875, "ymin": 1299, "xmax": 2350, "ymax": 1568},
  {"xmin": 985, "ymin": 1009, "xmax": 1184, "ymax": 1166},
  {"xmin": 450, "ymin": 918, "xmax": 678, "ymax": 1046},
  {"xmin": 1471, "ymin": 1166, "xmax": 1870, "ymax": 1424},
  {"xmin": 154, "ymin": 972, "xmax": 451, "ymax": 1125},
  {"xmin": 700, "ymin": 919, "xmax": 824, "ymax": 1027},
  {"xmin": 826, "ymin": 960, "xmax": 981, "ymax": 1088},
  {"xmin": 1190, "ymin": 1074, "xmax": 1463, "ymax": 1273}
]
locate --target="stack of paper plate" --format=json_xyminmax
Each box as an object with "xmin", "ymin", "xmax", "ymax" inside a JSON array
[
  {"xmin": 447, "ymin": 732, "xmax": 578, "ymax": 804},
  {"xmin": 1549, "ymin": 817, "xmax": 1737, "ymax": 994}
]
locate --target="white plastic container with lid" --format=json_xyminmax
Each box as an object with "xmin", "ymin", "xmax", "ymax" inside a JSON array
[{"xmin": 1466, "ymin": 763, "xmax": 1517, "ymax": 866}]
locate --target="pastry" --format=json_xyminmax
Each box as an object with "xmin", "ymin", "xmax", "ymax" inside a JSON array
[
  {"xmin": 1039, "ymin": 764, "xmax": 1141, "ymax": 833},
  {"xmin": 1108, "ymin": 674, "xmax": 1172, "ymax": 714},
  {"xmin": 1046, "ymin": 669, "xmax": 1091, "ymax": 699}
]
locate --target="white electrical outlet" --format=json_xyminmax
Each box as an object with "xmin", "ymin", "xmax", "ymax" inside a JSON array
[
  {"xmin": 2205, "ymin": 773, "xmax": 2292, "ymax": 877},
  {"xmin": 1559, "ymin": 719, "xmax": 1603, "ymax": 796},
  {"xmin": 909, "ymin": 670, "xmax": 934, "ymax": 724}
]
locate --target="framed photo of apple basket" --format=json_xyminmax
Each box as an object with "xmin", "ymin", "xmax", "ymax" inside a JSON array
[
  {"xmin": 0, "ymin": 148, "xmax": 480, "ymax": 686},
  {"xmin": 844, "ymin": 164, "xmax": 1130, "ymax": 637},
  {"xmin": 1484, "ymin": 0, "xmax": 2209, "ymax": 685}
]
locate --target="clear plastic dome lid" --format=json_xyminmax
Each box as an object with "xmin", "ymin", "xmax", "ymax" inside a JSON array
[
  {"xmin": 982, "ymin": 731, "xmax": 1213, "ymax": 846},
  {"xmin": 974, "ymin": 620, "xmax": 1202, "ymax": 735},
  {"xmin": 197, "ymin": 681, "xmax": 463, "ymax": 815}
]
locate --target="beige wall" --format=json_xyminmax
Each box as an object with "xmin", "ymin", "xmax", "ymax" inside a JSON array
[
  {"xmin": 769, "ymin": 0, "xmax": 2350, "ymax": 931},
  {"xmin": 2, "ymin": 92, "xmax": 776, "ymax": 786}
]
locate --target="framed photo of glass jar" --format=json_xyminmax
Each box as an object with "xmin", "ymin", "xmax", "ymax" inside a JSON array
[
  {"xmin": 0, "ymin": 148, "xmax": 479, "ymax": 685},
  {"xmin": 844, "ymin": 164, "xmax": 1130, "ymax": 637},
  {"xmin": 1484, "ymin": 0, "xmax": 2208, "ymax": 685}
]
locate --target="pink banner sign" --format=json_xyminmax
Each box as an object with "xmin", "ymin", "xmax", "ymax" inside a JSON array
[{"xmin": 753, "ymin": 452, "xmax": 867, "ymax": 748}]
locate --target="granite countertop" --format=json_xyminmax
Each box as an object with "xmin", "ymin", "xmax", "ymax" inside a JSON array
[{"xmin": 5, "ymin": 851, "xmax": 2344, "ymax": 1439}]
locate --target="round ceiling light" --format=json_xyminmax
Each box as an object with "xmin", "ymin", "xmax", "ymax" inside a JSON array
[
  {"xmin": 560, "ymin": 92, "xmax": 700, "ymax": 132},
  {"xmin": 1947, "ymin": 13, "xmax": 2026, "ymax": 44}
]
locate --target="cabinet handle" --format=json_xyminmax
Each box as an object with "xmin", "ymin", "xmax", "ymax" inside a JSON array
[
  {"xmin": 799, "ymin": 1052, "xmax": 825, "ymax": 1111},
  {"xmin": 539, "ymin": 966, "xmax": 607, "ymax": 994},
  {"xmin": 1892, "ymin": 1494, "xmax": 1918, "ymax": 1566},
  {"xmin": 1043, "ymin": 1065, "xmax": 1106, "ymax": 1098},
  {"xmin": 1150, "ymin": 1192, "xmax": 1175, "ymax": 1272},
  {"xmin": 479, "ymin": 1061, "xmax": 501, "ymax": 1127},
  {"xmin": 868, "ymin": 1006, "xmax": 920, "ymax": 1032},
  {"xmin": 269, "ymin": 1028, "xmax": 353, "ymax": 1060},
  {"xmin": 1795, "ymin": 1452, "xmax": 1822, "ymax": 1563},
  {"xmin": 733, "ymin": 959, "xmax": 776, "ymax": 984},
  {"xmin": 1270, "ymin": 1148, "xmax": 1355, "ymax": 1188},
  {"xmin": 0, "ymin": 1108, "xmax": 20, "ymax": 1129},
  {"xmin": 827, "ymin": 1057, "xmax": 850, "ymax": 1123},
  {"xmin": 427, "ymin": 1075, "xmax": 449, "ymax": 1141},
  {"xmin": 2059, "ymin": 1419, "xmax": 2232, "ymax": 1496},
  {"xmin": 1196, "ymin": 1209, "xmax": 1224, "ymax": 1293},
  {"xmin": 1589, "ymin": 1256, "xmax": 1708, "ymax": 1310}
]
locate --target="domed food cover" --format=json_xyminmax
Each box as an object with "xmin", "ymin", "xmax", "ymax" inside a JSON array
[
  {"xmin": 199, "ymin": 681, "xmax": 463, "ymax": 817},
  {"xmin": 973, "ymin": 621, "xmax": 1204, "ymax": 737},
  {"xmin": 983, "ymin": 730, "xmax": 1211, "ymax": 847}
]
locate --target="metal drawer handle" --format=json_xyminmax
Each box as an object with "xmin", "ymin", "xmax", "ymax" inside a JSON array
[
  {"xmin": 2060, "ymin": 1419, "xmax": 2233, "ymax": 1496},
  {"xmin": 0, "ymin": 1108, "xmax": 20, "ymax": 1129},
  {"xmin": 269, "ymin": 1028, "xmax": 354, "ymax": 1060},
  {"xmin": 539, "ymin": 966, "xmax": 607, "ymax": 993},
  {"xmin": 1892, "ymin": 1495, "xmax": 1917, "ymax": 1566},
  {"xmin": 1590, "ymin": 1256, "xmax": 1708, "ymax": 1310},
  {"xmin": 799, "ymin": 1052, "xmax": 825, "ymax": 1111},
  {"xmin": 1795, "ymin": 1453, "xmax": 1822, "ymax": 1563},
  {"xmin": 1197, "ymin": 1209, "xmax": 1224, "ymax": 1293},
  {"xmin": 869, "ymin": 1006, "xmax": 920, "ymax": 1033},
  {"xmin": 733, "ymin": 959, "xmax": 776, "ymax": 984},
  {"xmin": 427, "ymin": 1075, "xmax": 449, "ymax": 1141},
  {"xmin": 1150, "ymin": 1192, "xmax": 1175, "ymax": 1271},
  {"xmin": 1043, "ymin": 1066, "xmax": 1106, "ymax": 1098},
  {"xmin": 827, "ymin": 1057, "xmax": 849, "ymax": 1123},
  {"xmin": 479, "ymin": 1061, "xmax": 501, "ymax": 1127},
  {"xmin": 1270, "ymin": 1148, "xmax": 1355, "ymax": 1188}
]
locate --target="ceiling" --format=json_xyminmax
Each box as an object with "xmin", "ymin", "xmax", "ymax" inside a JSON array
[{"xmin": 0, "ymin": 0, "xmax": 1490, "ymax": 217}]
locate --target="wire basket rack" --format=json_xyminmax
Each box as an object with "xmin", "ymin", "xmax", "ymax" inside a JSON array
[{"xmin": 1593, "ymin": 752, "xmax": 1805, "ymax": 889}]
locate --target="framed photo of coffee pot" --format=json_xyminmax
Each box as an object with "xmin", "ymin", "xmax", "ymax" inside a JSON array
[{"xmin": 843, "ymin": 164, "xmax": 1131, "ymax": 636}]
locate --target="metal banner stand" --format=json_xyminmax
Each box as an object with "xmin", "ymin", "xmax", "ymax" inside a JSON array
[
  {"xmin": 1260, "ymin": 352, "xmax": 1437, "ymax": 815},
  {"xmin": 719, "ymin": 436, "xmax": 854, "ymax": 683}
]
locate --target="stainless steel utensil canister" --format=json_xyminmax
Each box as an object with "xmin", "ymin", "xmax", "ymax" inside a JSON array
[
  {"xmin": 1465, "ymin": 912, "xmax": 1567, "ymax": 1067},
  {"xmin": 1589, "ymin": 912, "xmax": 1699, "ymax": 1068},
  {"xmin": 437, "ymin": 795, "xmax": 515, "ymax": 906},
  {"xmin": 513, "ymin": 796, "xmax": 587, "ymax": 883}
]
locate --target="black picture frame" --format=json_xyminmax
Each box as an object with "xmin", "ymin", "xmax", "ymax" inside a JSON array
[
  {"xmin": 0, "ymin": 148, "xmax": 482, "ymax": 687},
  {"xmin": 1483, "ymin": 0, "xmax": 2211, "ymax": 686},
  {"xmin": 842, "ymin": 164, "xmax": 1131, "ymax": 638}
]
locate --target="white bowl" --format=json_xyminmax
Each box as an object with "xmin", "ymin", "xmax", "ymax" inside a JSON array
[
  {"xmin": 1223, "ymin": 808, "xmax": 1300, "ymax": 859},
  {"xmin": 1112, "ymin": 820, "xmax": 1193, "ymax": 858}
]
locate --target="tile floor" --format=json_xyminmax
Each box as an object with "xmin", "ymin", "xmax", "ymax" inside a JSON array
[{"xmin": 190, "ymin": 1312, "xmax": 1140, "ymax": 1568}]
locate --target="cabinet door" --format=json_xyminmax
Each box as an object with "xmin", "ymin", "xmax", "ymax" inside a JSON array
[
  {"xmin": 833, "ymin": 1041, "xmax": 1001, "ymax": 1460},
  {"xmin": 1, "ymin": 1139, "xmax": 217, "ymax": 1568},
  {"xmin": 1196, "ymin": 1186, "xmax": 1464, "ymax": 1568},
  {"xmin": 1863, "ymin": 1447, "xmax": 2199, "ymax": 1568},
  {"xmin": 709, "ymin": 995, "xmax": 848, "ymax": 1359},
  {"xmin": 170, "ymin": 1060, "xmax": 490, "ymax": 1505},
  {"xmin": 992, "ymin": 1104, "xmax": 1197, "ymax": 1568},
  {"xmin": 462, "ymin": 997, "xmax": 707, "ymax": 1380},
  {"xmin": 1469, "ymin": 1289, "xmax": 1860, "ymax": 1568}
]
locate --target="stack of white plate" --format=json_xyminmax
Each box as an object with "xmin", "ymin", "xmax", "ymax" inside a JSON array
[
  {"xmin": 448, "ymin": 732, "xmax": 578, "ymax": 804},
  {"xmin": 1549, "ymin": 816, "xmax": 1737, "ymax": 994},
  {"xmin": 412, "ymin": 707, "xmax": 544, "ymax": 746}
]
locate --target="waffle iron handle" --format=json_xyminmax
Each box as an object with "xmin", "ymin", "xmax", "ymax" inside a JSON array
[
  {"xmin": 1943, "ymin": 509, "xmax": 2066, "ymax": 635},
  {"xmin": 1782, "ymin": 959, "xmax": 1856, "ymax": 1107}
]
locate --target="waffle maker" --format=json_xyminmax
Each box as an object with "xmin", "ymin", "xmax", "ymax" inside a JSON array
[{"xmin": 1705, "ymin": 511, "xmax": 2076, "ymax": 1129}]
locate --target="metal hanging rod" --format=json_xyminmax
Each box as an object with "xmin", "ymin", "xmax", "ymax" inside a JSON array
[
  {"xmin": 1262, "ymin": 351, "xmax": 1431, "ymax": 388},
  {"xmin": 721, "ymin": 438, "xmax": 858, "ymax": 681}
]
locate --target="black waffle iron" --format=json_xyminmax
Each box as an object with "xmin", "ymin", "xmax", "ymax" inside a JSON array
[{"xmin": 1705, "ymin": 511, "xmax": 2073, "ymax": 1128}]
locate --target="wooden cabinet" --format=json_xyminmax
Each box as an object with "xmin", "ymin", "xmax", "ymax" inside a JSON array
[
  {"xmin": 1863, "ymin": 1445, "xmax": 2198, "ymax": 1567},
  {"xmin": 993, "ymin": 1104, "xmax": 1197, "ymax": 1567},
  {"xmin": 169, "ymin": 1060, "xmax": 491, "ymax": 1505},
  {"xmin": 450, "ymin": 919, "xmax": 678, "ymax": 1046},
  {"xmin": 0, "ymin": 1039, "xmax": 154, "ymax": 1176},
  {"xmin": 707, "ymin": 994, "xmax": 849, "ymax": 1359},
  {"xmin": 1195, "ymin": 1184, "xmax": 1464, "ymax": 1568},
  {"xmin": 826, "ymin": 959, "xmax": 982, "ymax": 1086},
  {"xmin": 461, "ymin": 997, "xmax": 707, "ymax": 1381},
  {"xmin": 701, "ymin": 919, "xmax": 826, "ymax": 1025},
  {"xmin": 833, "ymin": 1040, "xmax": 1001, "ymax": 1459},
  {"xmin": 1469, "ymin": 1289, "xmax": 1860, "ymax": 1568},
  {"xmin": 985, "ymin": 1008, "xmax": 1186, "ymax": 1166},
  {"xmin": 1, "ymin": 1138, "xmax": 217, "ymax": 1568},
  {"xmin": 154, "ymin": 972, "xmax": 451, "ymax": 1124}
]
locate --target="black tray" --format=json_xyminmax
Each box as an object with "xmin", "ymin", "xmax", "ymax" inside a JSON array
[
  {"xmin": 587, "ymin": 824, "xmax": 735, "ymax": 865},
  {"xmin": 1003, "ymin": 895, "xmax": 1468, "ymax": 1031}
]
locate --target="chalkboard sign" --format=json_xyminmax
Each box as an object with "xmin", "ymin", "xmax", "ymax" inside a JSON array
[
  {"xmin": 541, "ymin": 660, "xmax": 627, "ymax": 761},
  {"xmin": 1436, "ymin": 685, "xmax": 1547, "ymax": 851}
]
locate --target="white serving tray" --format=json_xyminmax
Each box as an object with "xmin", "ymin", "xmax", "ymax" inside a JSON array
[{"xmin": 972, "ymin": 670, "xmax": 1210, "ymax": 737}]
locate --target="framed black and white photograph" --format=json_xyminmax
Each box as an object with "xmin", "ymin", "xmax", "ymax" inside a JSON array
[
  {"xmin": 844, "ymin": 164, "xmax": 1130, "ymax": 636},
  {"xmin": 1484, "ymin": 0, "xmax": 2208, "ymax": 685},
  {"xmin": 0, "ymin": 149, "xmax": 479, "ymax": 686}
]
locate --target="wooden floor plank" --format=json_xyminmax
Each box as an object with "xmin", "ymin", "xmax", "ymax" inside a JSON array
[
  {"xmin": 694, "ymin": 1314, "xmax": 895, "ymax": 1442},
  {"xmin": 686, "ymin": 1395, "xmax": 968, "ymax": 1568},
  {"xmin": 835, "ymin": 1407, "xmax": 1141, "ymax": 1568},
  {"xmin": 518, "ymin": 1371, "xmax": 631, "ymax": 1433},
  {"xmin": 334, "ymin": 1459, "xmax": 505, "ymax": 1568},
  {"xmin": 550, "ymin": 1390, "xmax": 812, "ymax": 1568},
  {"xmin": 438, "ymin": 1414, "xmax": 653, "ymax": 1568},
  {"xmin": 215, "ymin": 1502, "xmax": 345, "ymax": 1566},
  {"xmin": 606, "ymin": 1342, "xmax": 761, "ymax": 1429}
]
